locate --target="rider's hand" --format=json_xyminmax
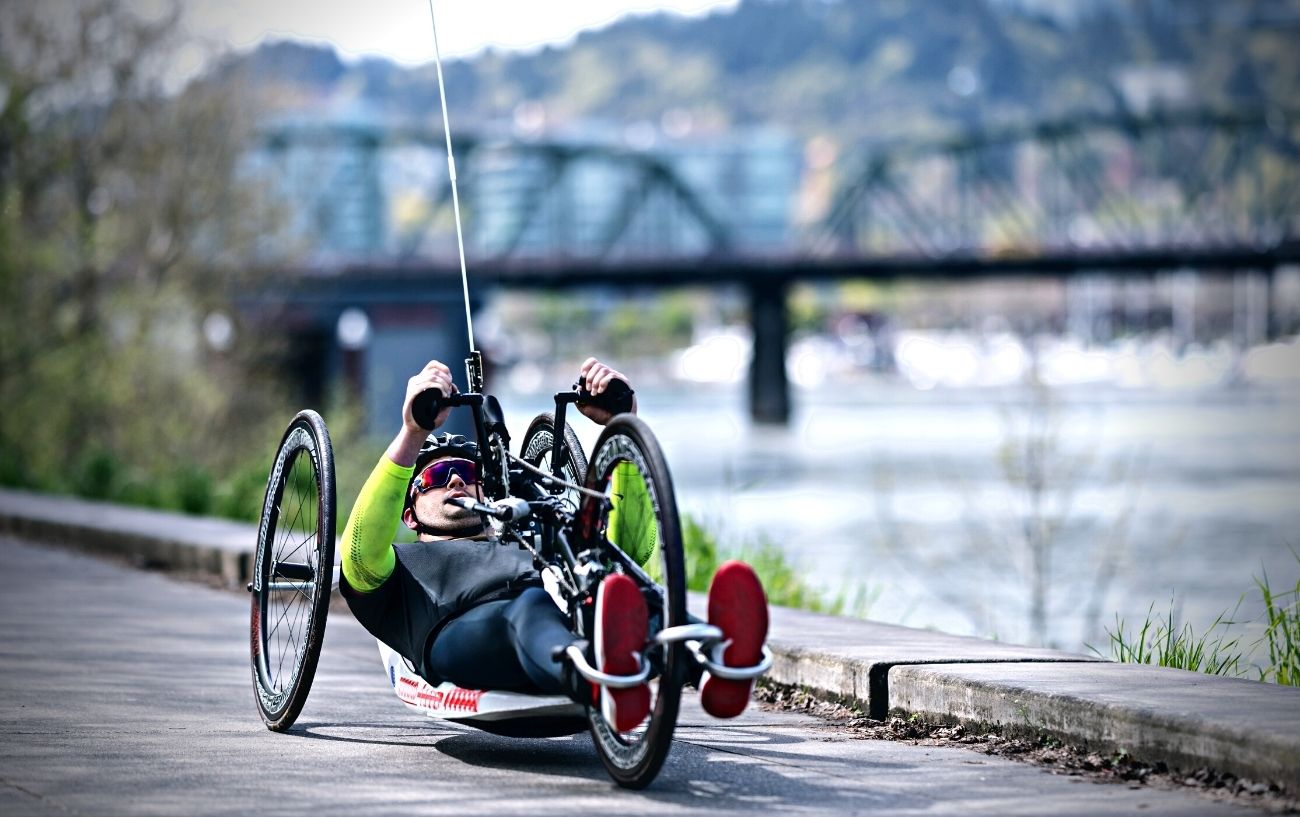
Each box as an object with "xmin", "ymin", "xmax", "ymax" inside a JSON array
[
  {"xmin": 403, "ymin": 360, "xmax": 457, "ymax": 434},
  {"xmin": 576, "ymin": 357, "xmax": 636, "ymax": 426}
]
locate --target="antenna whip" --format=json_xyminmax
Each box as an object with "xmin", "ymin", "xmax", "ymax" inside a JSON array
[{"xmin": 424, "ymin": 0, "xmax": 483, "ymax": 391}]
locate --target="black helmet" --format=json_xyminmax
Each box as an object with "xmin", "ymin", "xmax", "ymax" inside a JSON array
[
  {"xmin": 407, "ymin": 433, "xmax": 479, "ymax": 508},
  {"xmin": 414, "ymin": 432, "xmax": 478, "ymax": 471}
]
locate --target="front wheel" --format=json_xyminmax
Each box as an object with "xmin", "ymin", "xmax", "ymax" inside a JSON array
[
  {"xmin": 250, "ymin": 410, "xmax": 336, "ymax": 731},
  {"xmin": 580, "ymin": 414, "xmax": 685, "ymax": 789}
]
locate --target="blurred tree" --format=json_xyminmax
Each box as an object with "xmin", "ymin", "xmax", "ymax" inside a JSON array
[
  {"xmin": 0, "ymin": 1, "xmax": 286, "ymax": 511},
  {"xmin": 604, "ymin": 292, "xmax": 697, "ymax": 359},
  {"xmin": 219, "ymin": 0, "xmax": 1300, "ymax": 150}
]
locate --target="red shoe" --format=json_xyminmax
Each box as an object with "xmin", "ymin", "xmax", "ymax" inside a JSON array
[
  {"xmin": 595, "ymin": 573, "xmax": 650, "ymax": 732},
  {"xmin": 700, "ymin": 560, "xmax": 768, "ymax": 719}
]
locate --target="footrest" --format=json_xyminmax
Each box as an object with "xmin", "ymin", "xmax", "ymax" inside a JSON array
[
  {"xmin": 563, "ymin": 644, "xmax": 650, "ymax": 689},
  {"xmin": 686, "ymin": 639, "xmax": 774, "ymax": 681},
  {"xmin": 655, "ymin": 623, "xmax": 722, "ymax": 645}
]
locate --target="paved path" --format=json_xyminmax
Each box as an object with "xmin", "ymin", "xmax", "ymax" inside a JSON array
[
  {"xmin": 0, "ymin": 535, "xmax": 1257, "ymax": 816},
  {"xmin": 3, "ymin": 487, "xmax": 1298, "ymax": 790}
]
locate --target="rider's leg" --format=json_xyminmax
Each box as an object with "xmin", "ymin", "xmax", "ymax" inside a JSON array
[
  {"xmin": 426, "ymin": 585, "xmax": 650, "ymax": 713},
  {"xmin": 503, "ymin": 584, "xmax": 652, "ymax": 728},
  {"xmin": 427, "ymin": 591, "xmax": 580, "ymax": 695},
  {"xmin": 505, "ymin": 578, "xmax": 654, "ymax": 732},
  {"xmin": 424, "ymin": 599, "xmax": 538, "ymax": 691},
  {"xmin": 502, "ymin": 586, "xmax": 578, "ymax": 694}
]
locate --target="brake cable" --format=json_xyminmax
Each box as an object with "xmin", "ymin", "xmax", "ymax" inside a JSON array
[{"xmin": 507, "ymin": 454, "xmax": 610, "ymax": 503}]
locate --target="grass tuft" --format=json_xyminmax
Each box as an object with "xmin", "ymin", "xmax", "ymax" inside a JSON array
[
  {"xmin": 1256, "ymin": 553, "xmax": 1300, "ymax": 686},
  {"xmin": 1100, "ymin": 548, "xmax": 1300, "ymax": 686},
  {"xmin": 1099, "ymin": 600, "xmax": 1247, "ymax": 677}
]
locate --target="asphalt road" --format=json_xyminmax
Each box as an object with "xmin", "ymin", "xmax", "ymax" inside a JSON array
[{"xmin": 0, "ymin": 535, "xmax": 1254, "ymax": 816}]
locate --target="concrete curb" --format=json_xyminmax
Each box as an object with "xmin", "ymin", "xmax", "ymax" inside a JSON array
[
  {"xmin": 2, "ymin": 487, "xmax": 1297, "ymax": 790},
  {"xmin": 0, "ymin": 489, "xmax": 252, "ymax": 588},
  {"xmin": 758, "ymin": 603, "xmax": 1100, "ymax": 717},
  {"xmin": 890, "ymin": 663, "xmax": 1300, "ymax": 791}
]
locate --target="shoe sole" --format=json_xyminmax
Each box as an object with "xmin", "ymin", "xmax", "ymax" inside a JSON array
[
  {"xmin": 700, "ymin": 560, "xmax": 768, "ymax": 719},
  {"xmin": 595, "ymin": 573, "xmax": 651, "ymax": 732}
]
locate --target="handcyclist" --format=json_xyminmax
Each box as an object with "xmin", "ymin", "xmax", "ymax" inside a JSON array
[{"xmin": 339, "ymin": 356, "xmax": 769, "ymax": 731}]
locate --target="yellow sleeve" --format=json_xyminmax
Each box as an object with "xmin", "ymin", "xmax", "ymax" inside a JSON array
[
  {"xmin": 340, "ymin": 456, "xmax": 412, "ymax": 592},
  {"xmin": 608, "ymin": 461, "xmax": 657, "ymax": 567}
]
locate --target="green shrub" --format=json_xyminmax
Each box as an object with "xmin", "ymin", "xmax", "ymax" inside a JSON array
[
  {"xmin": 72, "ymin": 449, "xmax": 120, "ymax": 500},
  {"xmin": 0, "ymin": 446, "xmax": 27, "ymax": 488},
  {"xmin": 114, "ymin": 479, "xmax": 165, "ymax": 509},
  {"xmin": 214, "ymin": 461, "xmax": 270, "ymax": 522},
  {"xmin": 742, "ymin": 540, "xmax": 835, "ymax": 613},
  {"xmin": 680, "ymin": 513, "xmax": 869, "ymax": 615},
  {"xmin": 682, "ymin": 514, "xmax": 722, "ymax": 592},
  {"xmin": 171, "ymin": 468, "xmax": 214, "ymax": 516}
]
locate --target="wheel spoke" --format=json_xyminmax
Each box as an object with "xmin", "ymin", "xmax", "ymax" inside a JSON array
[
  {"xmin": 273, "ymin": 591, "xmax": 305, "ymax": 687},
  {"xmin": 266, "ymin": 585, "xmax": 303, "ymax": 642},
  {"xmin": 275, "ymin": 471, "xmax": 318, "ymax": 572},
  {"xmin": 275, "ymin": 616, "xmax": 293, "ymax": 687},
  {"xmin": 277, "ymin": 531, "xmax": 313, "ymax": 565},
  {"xmin": 271, "ymin": 578, "xmax": 314, "ymax": 605},
  {"xmin": 275, "ymin": 489, "xmax": 304, "ymax": 562},
  {"xmin": 281, "ymin": 472, "xmax": 307, "ymax": 547}
]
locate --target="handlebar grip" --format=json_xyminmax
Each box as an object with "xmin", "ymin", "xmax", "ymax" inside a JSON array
[
  {"xmin": 577, "ymin": 376, "xmax": 635, "ymax": 415},
  {"xmin": 411, "ymin": 386, "xmax": 445, "ymax": 431}
]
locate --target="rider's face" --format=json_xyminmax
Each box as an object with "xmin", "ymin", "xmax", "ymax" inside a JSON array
[{"xmin": 408, "ymin": 456, "xmax": 484, "ymax": 538}]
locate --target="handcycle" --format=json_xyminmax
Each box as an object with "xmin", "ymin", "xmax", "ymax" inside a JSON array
[{"xmin": 247, "ymin": 362, "xmax": 771, "ymax": 788}]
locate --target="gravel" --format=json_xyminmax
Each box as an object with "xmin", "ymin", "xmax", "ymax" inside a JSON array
[{"xmin": 756, "ymin": 680, "xmax": 1299, "ymax": 814}]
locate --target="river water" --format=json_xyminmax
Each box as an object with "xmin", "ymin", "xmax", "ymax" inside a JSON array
[{"xmin": 495, "ymin": 371, "xmax": 1300, "ymax": 654}]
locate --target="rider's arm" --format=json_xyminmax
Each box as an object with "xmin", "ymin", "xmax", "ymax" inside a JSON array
[
  {"xmin": 343, "ymin": 359, "xmax": 458, "ymax": 592},
  {"xmin": 573, "ymin": 357, "xmax": 653, "ymax": 563},
  {"xmin": 339, "ymin": 455, "xmax": 411, "ymax": 592}
]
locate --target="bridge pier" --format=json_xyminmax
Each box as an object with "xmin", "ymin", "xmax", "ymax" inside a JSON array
[
  {"xmin": 747, "ymin": 281, "xmax": 790, "ymax": 425},
  {"xmin": 1232, "ymin": 270, "xmax": 1270, "ymax": 350},
  {"xmin": 1265, "ymin": 265, "xmax": 1280, "ymax": 341}
]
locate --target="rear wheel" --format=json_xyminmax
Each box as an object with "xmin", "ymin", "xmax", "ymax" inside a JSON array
[
  {"xmin": 250, "ymin": 410, "xmax": 335, "ymax": 731},
  {"xmin": 580, "ymin": 414, "xmax": 685, "ymax": 789}
]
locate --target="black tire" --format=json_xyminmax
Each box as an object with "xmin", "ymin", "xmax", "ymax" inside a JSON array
[
  {"xmin": 581, "ymin": 414, "xmax": 685, "ymax": 789},
  {"xmin": 250, "ymin": 410, "xmax": 336, "ymax": 731},
  {"xmin": 519, "ymin": 412, "xmax": 587, "ymax": 505}
]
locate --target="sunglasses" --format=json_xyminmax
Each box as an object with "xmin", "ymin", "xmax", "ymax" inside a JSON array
[{"xmin": 413, "ymin": 458, "xmax": 479, "ymax": 493}]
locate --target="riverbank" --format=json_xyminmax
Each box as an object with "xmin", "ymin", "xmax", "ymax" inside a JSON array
[{"xmin": 2, "ymin": 486, "xmax": 1297, "ymax": 792}]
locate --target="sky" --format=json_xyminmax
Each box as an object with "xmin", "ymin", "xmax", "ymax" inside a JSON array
[{"xmin": 152, "ymin": 0, "xmax": 742, "ymax": 66}]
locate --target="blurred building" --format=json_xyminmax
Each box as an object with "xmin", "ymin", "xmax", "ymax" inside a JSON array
[
  {"xmin": 246, "ymin": 111, "xmax": 801, "ymax": 262},
  {"xmin": 240, "ymin": 110, "xmax": 802, "ymax": 432}
]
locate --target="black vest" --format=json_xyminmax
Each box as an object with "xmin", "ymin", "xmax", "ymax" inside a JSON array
[{"xmin": 341, "ymin": 538, "xmax": 541, "ymax": 681}]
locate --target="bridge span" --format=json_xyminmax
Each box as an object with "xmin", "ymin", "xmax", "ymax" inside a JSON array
[{"xmin": 246, "ymin": 109, "xmax": 1300, "ymax": 425}]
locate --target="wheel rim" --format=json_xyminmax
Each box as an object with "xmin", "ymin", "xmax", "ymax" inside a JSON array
[{"xmin": 254, "ymin": 426, "xmax": 324, "ymax": 718}]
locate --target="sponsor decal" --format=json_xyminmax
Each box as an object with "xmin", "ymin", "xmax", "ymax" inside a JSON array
[
  {"xmin": 392, "ymin": 675, "xmax": 484, "ymax": 714},
  {"xmin": 437, "ymin": 687, "xmax": 484, "ymax": 713}
]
